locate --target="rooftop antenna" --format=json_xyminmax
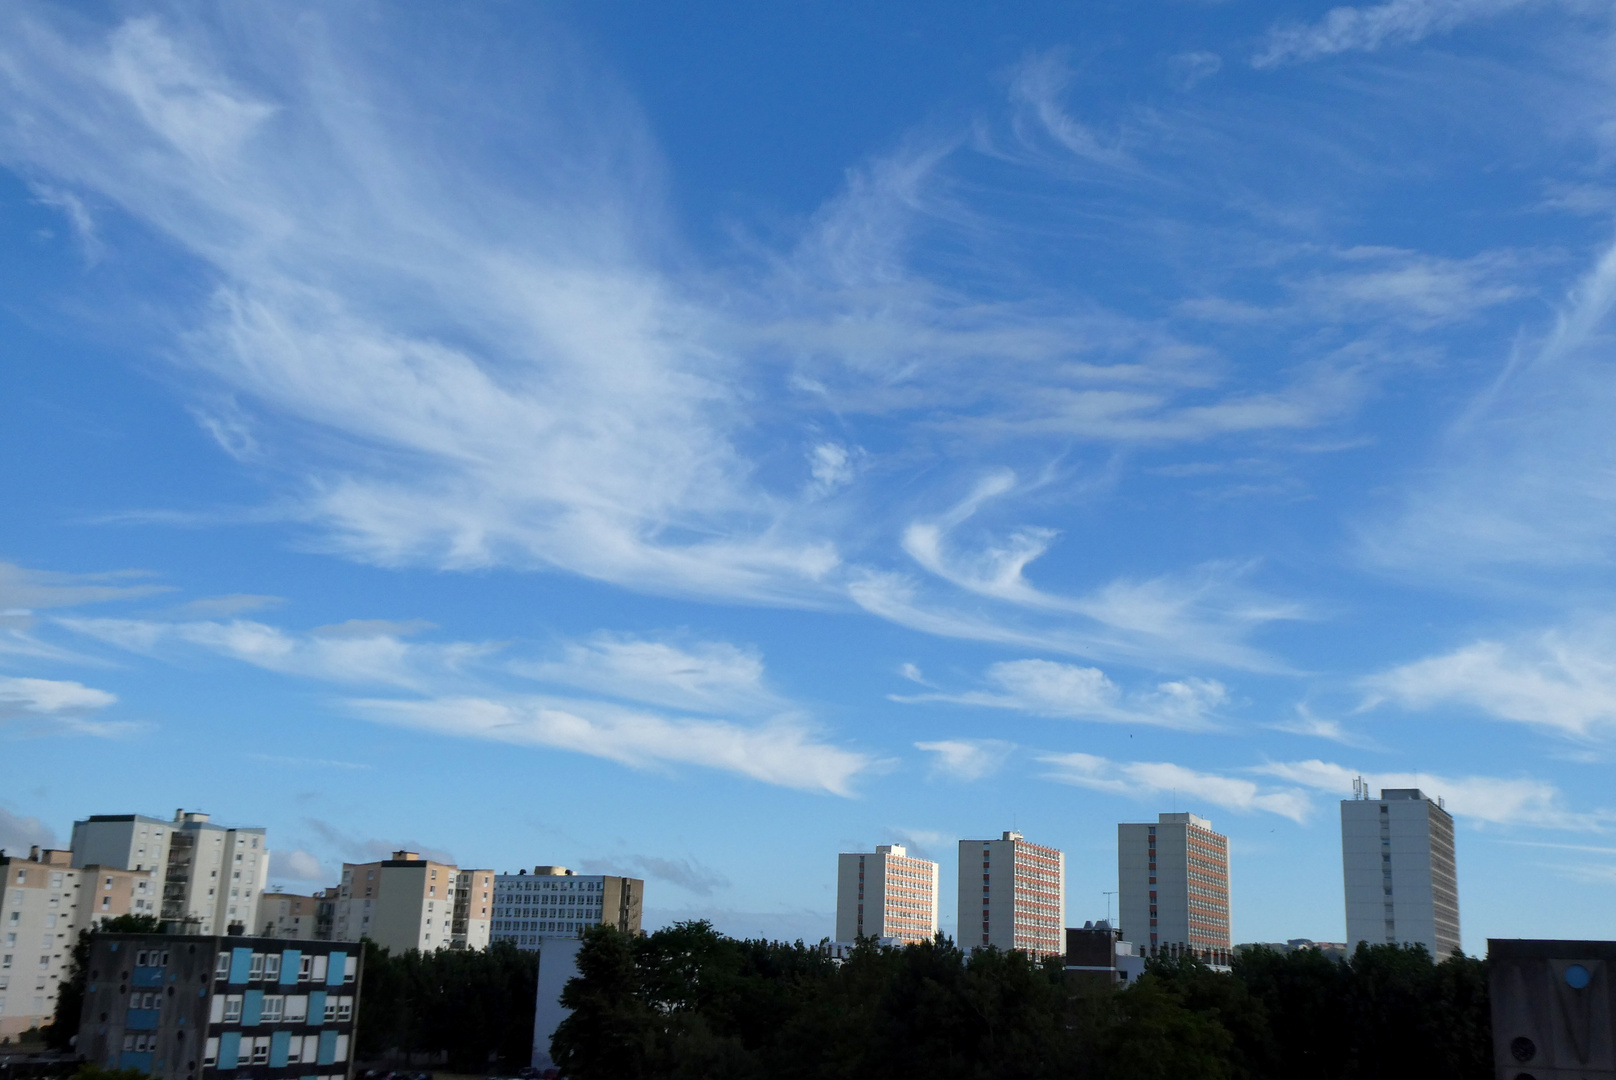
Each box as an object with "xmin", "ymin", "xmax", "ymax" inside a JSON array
[
  {"xmin": 1352, "ymin": 775, "xmax": 1367, "ymax": 800},
  {"xmin": 1103, "ymin": 891, "xmax": 1116, "ymax": 926}
]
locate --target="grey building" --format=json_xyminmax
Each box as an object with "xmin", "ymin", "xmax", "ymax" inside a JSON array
[
  {"xmin": 1341, "ymin": 785, "xmax": 1460, "ymax": 956},
  {"xmin": 76, "ymin": 932, "xmax": 360, "ymax": 1080}
]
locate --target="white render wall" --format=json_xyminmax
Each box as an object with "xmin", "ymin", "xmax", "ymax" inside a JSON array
[{"xmin": 1342, "ymin": 790, "xmax": 1460, "ymax": 956}]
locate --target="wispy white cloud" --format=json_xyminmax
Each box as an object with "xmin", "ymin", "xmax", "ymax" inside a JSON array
[
  {"xmin": 0, "ymin": 561, "xmax": 168, "ymax": 610},
  {"xmin": 514, "ymin": 634, "xmax": 782, "ymax": 715},
  {"xmin": 1365, "ymin": 623, "xmax": 1616, "ymax": 740},
  {"xmin": 1040, "ymin": 752, "xmax": 1313, "ymax": 822},
  {"xmin": 29, "ymin": 182, "xmax": 102, "ymax": 262},
  {"xmin": 914, "ymin": 738, "xmax": 1015, "ymax": 781},
  {"xmin": 352, "ymin": 694, "xmax": 871, "ymax": 796},
  {"xmin": 0, "ymin": 674, "xmax": 134, "ymax": 737},
  {"xmin": 59, "ymin": 616, "xmax": 492, "ymax": 691},
  {"xmin": 579, "ymin": 853, "xmax": 731, "ymax": 896},
  {"xmin": 1254, "ymin": 0, "xmax": 1549, "ymax": 68},
  {"xmin": 897, "ymin": 659, "xmax": 1227, "ymax": 731},
  {"xmin": 1267, "ymin": 703, "xmax": 1382, "ymax": 748},
  {"xmin": 1253, "ymin": 758, "xmax": 1614, "ymax": 829}
]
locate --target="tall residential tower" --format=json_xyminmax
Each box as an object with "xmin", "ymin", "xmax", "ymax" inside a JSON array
[
  {"xmin": 835, "ymin": 844, "xmax": 940, "ymax": 944},
  {"xmin": 1341, "ymin": 785, "xmax": 1460, "ymax": 956},
  {"xmin": 1118, "ymin": 812, "xmax": 1231, "ymax": 965},
  {"xmin": 958, "ymin": 831, "xmax": 1064, "ymax": 959}
]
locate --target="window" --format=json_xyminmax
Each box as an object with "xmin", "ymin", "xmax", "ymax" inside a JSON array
[
  {"xmin": 324, "ymin": 997, "xmax": 338, "ymax": 1022},
  {"xmin": 248, "ymin": 953, "xmax": 265, "ymax": 980},
  {"xmin": 264, "ymin": 954, "xmax": 281, "ymax": 980},
  {"xmin": 344, "ymin": 956, "xmax": 357, "ymax": 983},
  {"xmin": 204, "ymin": 1037, "xmax": 219, "ymax": 1066},
  {"xmin": 298, "ymin": 955, "xmax": 313, "ymax": 982},
  {"xmin": 136, "ymin": 950, "xmax": 148, "ymax": 966},
  {"xmin": 287, "ymin": 1036, "xmax": 302, "ymax": 1063},
  {"xmin": 336, "ymin": 996, "xmax": 352, "ymax": 1021},
  {"xmin": 284, "ymin": 995, "xmax": 308, "ymax": 1022},
  {"xmin": 335, "ymin": 1034, "xmax": 350, "ymax": 1062},
  {"xmin": 223, "ymin": 995, "xmax": 243, "ymax": 1022},
  {"xmin": 262, "ymin": 995, "xmax": 284, "ymax": 1022},
  {"xmin": 251, "ymin": 1038, "xmax": 270, "ymax": 1064},
  {"xmin": 215, "ymin": 953, "xmax": 231, "ymax": 979}
]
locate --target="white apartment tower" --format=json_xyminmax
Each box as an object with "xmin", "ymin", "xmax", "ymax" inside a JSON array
[
  {"xmin": 958, "ymin": 831, "xmax": 1064, "ymax": 959},
  {"xmin": 1341, "ymin": 785, "xmax": 1460, "ymax": 957},
  {"xmin": 69, "ymin": 810, "xmax": 268, "ymax": 935},
  {"xmin": 1119, "ymin": 813, "xmax": 1231, "ymax": 965},
  {"xmin": 835, "ymin": 844, "xmax": 940, "ymax": 945}
]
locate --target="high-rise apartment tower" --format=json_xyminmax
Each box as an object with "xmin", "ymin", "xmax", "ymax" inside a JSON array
[
  {"xmin": 1118, "ymin": 812, "xmax": 1231, "ymax": 965},
  {"xmin": 835, "ymin": 844, "xmax": 940, "ymax": 944},
  {"xmin": 958, "ymin": 831, "xmax": 1064, "ymax": 959},
  {"xmin": 1341, "ymin": 784, "xmax": 1460, "ymax": 956}
]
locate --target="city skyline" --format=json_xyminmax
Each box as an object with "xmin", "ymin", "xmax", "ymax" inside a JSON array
[{"xmin": 5, "ymin": 1, "xmax": 1616, "ymax": 957}]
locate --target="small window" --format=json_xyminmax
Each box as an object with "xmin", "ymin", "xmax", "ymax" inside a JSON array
[
  {"xmin": 262, "ymin": 995, "xmax": 284, "ymax": 1022},
  {"xmin": 336, "ymin": 996, "xmax": 352, "ymax": 1021},
  {"xmin": 298, "ymin": 955, "xmax": 313, "ymax": 982},
  {"xmin": 215, "ymin": 953, "xmax": 231, "ymax": 979},
  {"xmin": 223, "ymin": 995, "xmax": 243, "ymax": 1022},
  {"xmin": 204, "ymin": 1037, "xmax": 219, "ymax": 1066},
  {"xmin": 248, "ymin": 953, "xmax": 265, "ymax": 980},
  {"xmin": 136, "ymin": 951, "xmax": 148, "ymax": 967},
  {"xmin": 251, "ymin": 1038, "xmax": 269, "ymax": 1064},
  {"xmin": 324, "ymin": 998, "xmax": 338, "ymax": 1022},
  {"xmin": 264, "ymin": 954, "xmax": 281, "ymax": 980}
]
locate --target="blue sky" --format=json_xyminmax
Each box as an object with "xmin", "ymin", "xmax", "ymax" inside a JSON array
[{"xmin": 3, "ymin": 0, "xmax": 1615, "ymax": 951}]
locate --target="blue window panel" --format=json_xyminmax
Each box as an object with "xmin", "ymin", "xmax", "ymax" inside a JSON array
[
  {"xmin": 228, "ymin": 947, "xmax": 253, "ymax": 984},
  {"xmin": 317, "ymin": 1030, "xmax": 337, "ymax": 1065},
  {"xmin": 218, "ymin": 1031, "xmax": 242, "ymax": 1069},
  {"xmin": 132, "ymin": 966, "xmax": 164, "ymax": 987},
  {"xmin": 125, "ymin": 1009, "xmax": 160, "ymax": 1031},
  {"xmin": 308, "ymin": 990, "xmax": 326, "ymax": 1023},
  {"xmin": 280, "ymin": 949, "xmax": 302, "ymax": 986},
  {"xmin": 270, "ymin": 1030, "xmax": 291, "ymax": 1067},
  {"xmin": 326, "ymin": 951, "xmax": 346, "ymax": 986},
  {"xmin": 242, "ymin": 989, "xmax": 264, "ymax": 1026},
  {"xmin": 119, "ymin": 1052, "xmax": 154, "ymax": 1071}
]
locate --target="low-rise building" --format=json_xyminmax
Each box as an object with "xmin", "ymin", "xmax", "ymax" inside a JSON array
[
  {"xmin": 490, "ymin": 866, "xmax": 643, "ymax": 950},
  {"xmin": 76, "ymin": 932, "xmax": 360, "ymax": 1080},
  {"xmin": 1064, "ymin": 921, "xmax": 1145, "ymax": 988}
]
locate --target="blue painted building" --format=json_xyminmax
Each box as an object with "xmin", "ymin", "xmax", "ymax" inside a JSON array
[{"xmin": 77, "ymin": 933, "xmax": 361, "ymax": 1080}]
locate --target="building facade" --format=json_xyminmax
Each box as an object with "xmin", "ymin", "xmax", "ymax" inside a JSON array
[
  {"xmin": 331, "ymin": 852, "xmax": 490, "ymax": 953},
  {"xmin": 834, "ymin": 844, "xmax": 939, "ymax": 945},
  {"xmin": 1119, "ymin": 813, "xmax": 1231, "ymax": 965},
  {"xmin": 76, "ymin": 932, "xmax": 359, "ymax": 1080},
  {"xmin": 70, "ymin": 811, "xmax": 269, "ymax": 936},
  {"xmin": 1341, "ymin": 786, "xmax": 1460, "ymax": 956},
  {"xmin": 489, "ymin": 866, "xmax": 644, "ymax": 950},
  {"xmin": 957, "ymin": 832, "xmax": 1064, "ymax": 959}
]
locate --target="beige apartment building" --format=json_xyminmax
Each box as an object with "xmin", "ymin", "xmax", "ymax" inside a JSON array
[
  {"xmin": 70, "ymin": 810, "xmax": 269, "ymax": 935},
  {"xmin": 1118, "ymin": 812, "xmax": 1231, "ymax": 966},
  {"xmin": 331, "ymin": 852, "xmax": 492, "ymax": 953},
  {"xmin": 258, "ymin": 888, "xmax": 337, "ymax": 941},
  {"xmin": 835, "ymin": 844, "xmax": 940, "ymax": 945},
  {"xmin": 958, "ymin": 831, "xmax": 1065, "ymax": 959}
]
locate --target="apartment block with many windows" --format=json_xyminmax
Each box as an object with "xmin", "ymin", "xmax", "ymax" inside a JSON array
[
  {"xmin": 835, "ymin": 844, "xmax": 940, "ymax": 945},
  {"xmin": 1118, "ymin": 813, "xmax": 1231, "ymax": 966},
  {"xmin": 331, "ymin": 852, "xmax": 490, "ymax": 954},
  {"xmin": 489, "ymin": 866, "xmax": 643, "ymax": 949},
  {"xmin": 76, "ymin": 932, "xmax": 359, "ymax": 1080},
  {"xmin": 957, "ymin": 832, "xmax": 1064, "ymax": 959},
  {"xmin": 70, "ymin": 811, "xmax": 269, "ymax": 936},
  {"xmin": 1341, "ymin": 786, "xmax": 1460, "ymax": 956}
]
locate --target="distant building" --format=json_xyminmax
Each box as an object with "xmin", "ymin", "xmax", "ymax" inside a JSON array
[
  {"xmin": 490, "ymin": 866, "xmax": 643, "ymax": 950},
  {"xmin": 331, "ymin": 851, "xmax": 491, "ymax": 953},
  {"xmin": 75, "ymin": 932, "xmax": 359, "ymax": 1080},
  {"xmin": 958, "ymin": 831, "xmax": 1064, "ymax": 959},
  {"xmin": 1064, "ymin": 921, "xmax": 1146, "ymax": 987},
  {"xmin": 1235, "ymin": 938, "xmax": 1349, "ymax": 961},
  {"xmin": 70, "ymin": 810, "xmax": 269, "ymax": 935},
  {"xmin": 835, "ymin": 844, "xmax": 939, "ymax": 945},
  {"xmin": 1119, "ymin": 812, "xmax": 1231, "ymax": 965},
  {"xmin": 1341, "ymin": 785, "xmax": 1460, "ymax": 956},
  {"xmin": 258, "ymin": 892, "xmax": 327, "ymax": 941}
]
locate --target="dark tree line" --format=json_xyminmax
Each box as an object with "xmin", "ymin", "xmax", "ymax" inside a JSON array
[
  {"xmin": 354, "ymin": 939, "xmax": 538, "ymax": 1072},
  {"xmin": 552, "ymin": 922, "xmax": 1492, "ymax": 1080}
]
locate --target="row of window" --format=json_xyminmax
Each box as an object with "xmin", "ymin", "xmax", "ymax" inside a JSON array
[
  {"xmin": 0, "ymin": 954, "xmax": 52, "ymax": 970},
  {"xmin": 211, "ymin": 993, "xmax": 355, "ymax": 1024},
  {"xmin": 203, "ymin": 1032, "xmax": 350, "ymax": 1067},
  {"xmin": 213, "ymin": 951, "xmax": 356, "ymax": 984}
]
